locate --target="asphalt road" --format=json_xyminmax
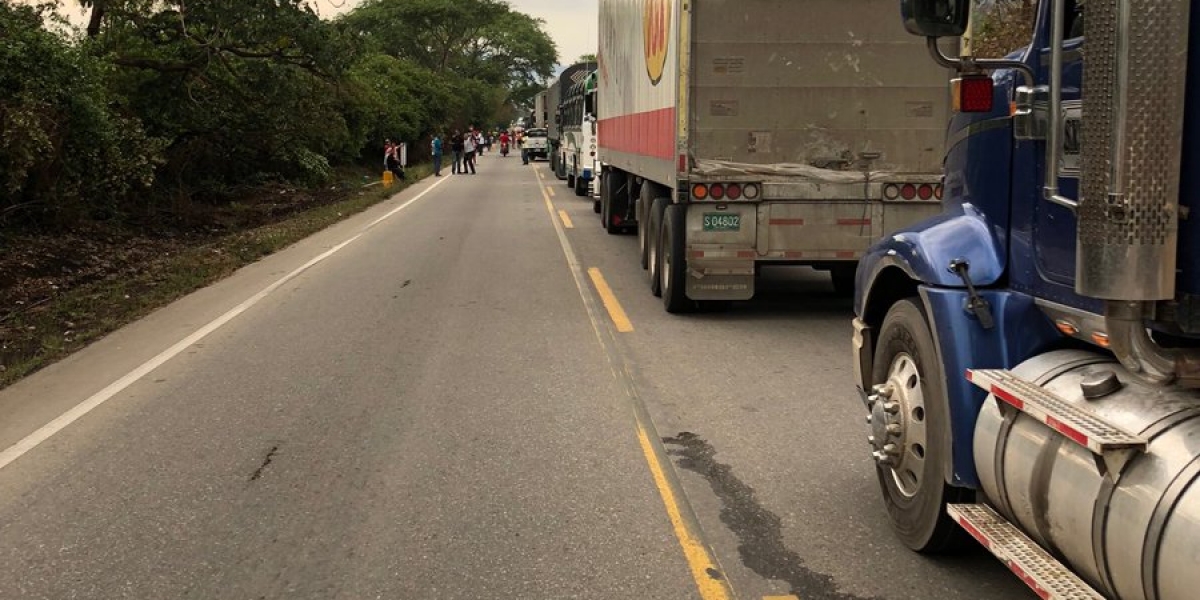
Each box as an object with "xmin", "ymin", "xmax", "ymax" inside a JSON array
[{"xmin": 0, "ymin": 153, "xmax": 1030, "ymax": 600}]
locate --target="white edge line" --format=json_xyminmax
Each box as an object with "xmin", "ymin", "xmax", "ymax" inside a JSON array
[{"xmin": 0, "ymin": 176, "xmax": 451, "ymax": 471}]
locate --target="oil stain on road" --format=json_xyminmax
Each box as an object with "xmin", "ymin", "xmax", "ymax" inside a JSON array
[{"xmin": 663, "ymin": 432, "xmax": 880, "ymax": 600}]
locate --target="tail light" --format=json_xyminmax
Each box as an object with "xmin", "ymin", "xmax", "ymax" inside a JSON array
[
  {"xmin": 883, "ymin": 183, "xmax": 943, "ymax": 202},
  {"xmin": 691, "ymin": 182, "xmax": 761, "ymax": 201}
]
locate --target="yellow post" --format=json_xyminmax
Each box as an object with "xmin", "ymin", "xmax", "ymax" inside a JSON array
[{"xmin": 382, "ymin": 170, "xmax": 394, "ymax": 187}]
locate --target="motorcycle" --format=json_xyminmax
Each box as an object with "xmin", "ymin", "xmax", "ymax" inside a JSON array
[{"xmin": 500, "ymin": 141, "xmax": 510, "ymax": 157}]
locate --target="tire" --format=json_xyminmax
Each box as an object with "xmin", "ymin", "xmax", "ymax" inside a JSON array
[
  {"xmin": 832, "ymin": 266, "xmax": 857, "ymax": 296},
  {"xmin": 593, "ymin": 199, "xmax": 601, "ymax": 214},
  {"xmin": 638, "ymin": 184, "xmax": 656, "ymax": 269},
  {"xmin": 575, "ymin": 175, "xmax": 588, "ymax": 197},
  {"xmin": 647, "ymin": 198, "xmax": 668, "ymax": 296},
  {"xmin": 870, "ymin": 299, "xmax": 971, "ymax": 553},
  {"xmin": 659, "ymin": 204, "xmax": 692, "ymax": 313},
  {"xmin": 566, "ymin": 173, "xmax": 576, "ymax": 189}
]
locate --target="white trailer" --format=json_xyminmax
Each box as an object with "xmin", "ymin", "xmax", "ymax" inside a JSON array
[
  {"xmin": 532, "ymin": 91, "xmax": 549, "ymax": 129},
  {"xmin": 598, "ymin": 0, "xmax": 953, "ymax": 311}
]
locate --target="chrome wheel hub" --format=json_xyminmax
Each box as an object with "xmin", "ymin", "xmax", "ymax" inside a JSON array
[{"xmin": 866, "ymin": 353, "xmax": 928, "ymax": 498}]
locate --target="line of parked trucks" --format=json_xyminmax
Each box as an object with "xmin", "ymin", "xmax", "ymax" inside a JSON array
[{"xmin": 541, "ymin": 1, "xmax": 1200, "ymax": 599}]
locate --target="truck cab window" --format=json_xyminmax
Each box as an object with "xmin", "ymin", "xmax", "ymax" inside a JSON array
[{"xmin": 968, "ymin": 0, "xmax": 1039, "ymax": 58}]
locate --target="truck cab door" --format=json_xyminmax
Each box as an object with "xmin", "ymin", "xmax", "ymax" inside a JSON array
[{"xmin": 1030, "ymin": 7, "xmax": 1084, "ymax": 288}]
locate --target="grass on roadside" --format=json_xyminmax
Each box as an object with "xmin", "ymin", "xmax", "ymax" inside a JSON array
[{"xmin": 0, "ymin": 164, "xmax": 432, "ymax": 389}]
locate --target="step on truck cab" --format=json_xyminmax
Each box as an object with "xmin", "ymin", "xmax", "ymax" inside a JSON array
[
  {"xmin": 853, "ymin": 1, "xmax": 1200, "ymax": 599},
  {"xmin": 597, "ymin": 0, "xmax": 953, "ymax": 312}
]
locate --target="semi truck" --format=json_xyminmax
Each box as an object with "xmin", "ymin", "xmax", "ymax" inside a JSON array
[
  {"xmin": 532, "ymin": 90, "xmax": 548, "ymax": 130},
  {"xmin": 548, "ymin": 62, "xmax": 596, "ymax": 180},
  {"xmin": 852, "ymin": 1, "xmax": 1200, "ymax": 599},
  {"xmin": 560, "ymin": 70, "xmax": 600, "ymax": 197},
  {"xmin": 597, "ymin": 0, "xmax": 953, "ymax": 312}
]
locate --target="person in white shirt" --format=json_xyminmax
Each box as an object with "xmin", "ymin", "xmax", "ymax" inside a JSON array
[{"xmin": 462, "ymin": 131, "xmax": 477, "ymax": 174}]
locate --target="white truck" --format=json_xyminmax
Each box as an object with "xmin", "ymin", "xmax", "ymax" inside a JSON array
[
  {"xmin": 560, "ymin": 70, "xmax": 600, "ymax": 197},
  {"xmin": 598, "ymin": 0, "xmax": 954, "ymax": 311},
  {"xmin": 522, "ymin": 128, "xmax": 549, "ymax": 161}
]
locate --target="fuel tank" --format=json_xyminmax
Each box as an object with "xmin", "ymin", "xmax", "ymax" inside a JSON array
[{"xmin": 974, "ymin": 350, "xmax": 1200, "ymax": 600}]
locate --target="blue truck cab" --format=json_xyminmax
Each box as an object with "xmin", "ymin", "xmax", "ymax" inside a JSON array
[{"xmin": 852, "ymin": 1, "xmax": 1200, "ymax": 598}]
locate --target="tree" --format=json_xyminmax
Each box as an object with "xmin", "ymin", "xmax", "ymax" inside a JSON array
[
  {"xmin": 577, "ymin": 53, "xmax": 597, "ymax": 63},
  {"xmin": 341, "ymin": 0, "xmax": 557, "ymax": 108}
]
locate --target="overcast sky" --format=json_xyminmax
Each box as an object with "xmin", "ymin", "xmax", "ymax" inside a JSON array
[{"xmin": 34, "ymin": 0, "xmax": 599, "ymax": 76}]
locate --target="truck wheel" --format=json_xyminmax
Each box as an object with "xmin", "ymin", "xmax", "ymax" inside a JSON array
[
  {"xmin": 659, "ymin": 204, "xmax": 692, "ymax": 313},
  {"xmin": 647, "ymin": 198, "xmax": 668, "ymax": 296},
  {"xmin": 831, "ymin": 266, "xmax": 857, "ymax": 296},
  {"xmin": 638, "ymin": 185, "xmax": 655, "ymax": 269},
  {"xmin": 567, "ymin": 173, "xmax": 576, "ymax": 189},
  {"xmin": 593, "ymin": 199, "xmax": 601, "ymax": 214},
  {"xmin": 870, "ymin": 299, "xmax": 970, "ymax": 553},
  {"xmin": 575, "ymin": 175, "xmax": 588, "ymax": 197}
]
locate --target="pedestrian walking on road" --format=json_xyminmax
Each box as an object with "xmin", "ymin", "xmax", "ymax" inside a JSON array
[
  {"xmin": 463, "ymin": 130, "xmax": 477, "ymax": 174},
  {"xmin": 431, "ymin": 133, "xmax": 444, "ymax": 177},
  {"xmin": 451, "ymin": 130, "xmax": 464, "ymax": 175}
]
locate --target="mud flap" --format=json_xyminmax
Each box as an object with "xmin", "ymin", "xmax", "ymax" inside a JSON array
[{"xmin": 685, "ymin": 262, "xmax": 755, "ymax": 301}]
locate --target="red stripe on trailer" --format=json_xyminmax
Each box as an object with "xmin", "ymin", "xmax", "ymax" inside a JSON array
[
  {"xmin": 785, "ymin": 251, "xmax": 805, "ymax": 259},
  {"xmin": 838, "ymin": 218, "xmax": 871, "ymax": 226},
  {"xmin": 836, "ymin": 251, "xmax": 857, "ymax": 259},
  {"xmin": 737, "ymin": 251, "xmax": 756, "ymax": 259},
  {"xmin": 1046, "ymin": 415, "xmax": 1090, "ymax": 448},
  {"xmin": 769, "ymin": 218, "xmax": 806, "ymax": 226},
  {"xmin": 598, "ymin": 108, "xmax": 676, "ymax": 161},
  {"xmin": 689, "ymin": 250, "xmax": 705, "ymax": 259}
]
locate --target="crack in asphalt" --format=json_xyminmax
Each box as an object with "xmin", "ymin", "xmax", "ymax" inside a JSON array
[
  {"xmin": 663, "ymin": 432, "xmax": 880, "ymax": 600},
  {"xmin": 249, "ymin": 445, "xmax": 279, "ymax": 481}
]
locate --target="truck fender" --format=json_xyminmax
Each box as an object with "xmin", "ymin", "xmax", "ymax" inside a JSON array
[
  {"xmin": 857, "ymin": 208, "xmax": 1005, "ymax": 303},
  {"xmin": 853, "ymin": 209, "xmax": 1006, "ymax": 389}
]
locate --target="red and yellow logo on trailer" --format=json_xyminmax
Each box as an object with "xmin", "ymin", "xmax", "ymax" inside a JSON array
[{"xmin": 643, "ymin": 0, "xmax": 670, "ymax": 85}]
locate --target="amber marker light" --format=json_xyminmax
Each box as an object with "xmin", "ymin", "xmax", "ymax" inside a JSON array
[{"xmin": 1055, "ymin": 320, "xmax": 1079, "ymax": 336}]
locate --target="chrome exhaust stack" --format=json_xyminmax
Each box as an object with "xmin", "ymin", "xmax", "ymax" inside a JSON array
[{"xmin": 1072, "ymin": 0, "xmax": 1192, "ymax": 384}]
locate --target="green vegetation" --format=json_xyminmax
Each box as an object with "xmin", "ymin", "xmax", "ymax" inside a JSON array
[
  {"xmin": 1, "ymin": 0, "xmax": 556, "ymax": 225},
  {"xmin": 0, "ymin": 0, "xmax": 557, "ymax": 386}
]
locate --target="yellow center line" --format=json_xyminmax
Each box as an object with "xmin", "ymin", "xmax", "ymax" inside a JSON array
[
  {"xmin": 547, "ymin": 186, "xmax": 556, "ymax": 197},
  {"xmin": 587, "ymin": 268, "xmax": 634, "ymax": 333},
  {"xmin": 558, "ymin": 209, "xmax": 574, "ymax": 229},
  {"xmin": 638, "ymin": 426, "xmax": 734, "ymax": 600},
  {"xmin": 532, "ymin": 168, "xmax": 735, "ymax": 600}
]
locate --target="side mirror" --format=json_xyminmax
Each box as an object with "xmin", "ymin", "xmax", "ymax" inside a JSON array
[{"xmin": 900, "ymin": 0, "xmax": 970, "ymax": 38}]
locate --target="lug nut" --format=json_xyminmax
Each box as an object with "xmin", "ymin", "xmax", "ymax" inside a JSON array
[
  {"xmin": 866, "ymin": 414, "xmax": 874, "ymax": 424},
  {"xmin": 883, "ymin": 443, "xmax": 899, "ymax": 456},
  {"xmin": 884, "ymin": 402, "xmax": 900, "ymax": 414},
  {"xmin": 887, "ymin": 424, "xmax": 902, "ymax": 435},
  {"xmin": 868, "ymin": 435, "xmax": 877, "ymax": 445}
]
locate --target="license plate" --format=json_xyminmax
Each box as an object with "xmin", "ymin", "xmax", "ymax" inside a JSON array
[{"xmin": 703, "ymin": 213, "xmax": 741, "ymax": 232}]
